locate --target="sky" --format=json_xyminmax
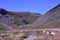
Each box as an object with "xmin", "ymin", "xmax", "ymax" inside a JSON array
[{"xmin": 0, "ymin": 0, "xmax": 60, "ymax": 14}]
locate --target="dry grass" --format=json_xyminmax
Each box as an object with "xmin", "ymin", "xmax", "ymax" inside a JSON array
[{"xmin": 0, "ymin": 29, "xmax": 60, "ymax": 40}]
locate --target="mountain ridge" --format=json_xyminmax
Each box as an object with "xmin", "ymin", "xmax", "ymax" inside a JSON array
[
  {"xmin": 0, "ymin": 8, "xmax": 42, "ymax": 31},
  {"xmin": 17, "ymin": 4, "xmax": 60, "ymax": 29}
]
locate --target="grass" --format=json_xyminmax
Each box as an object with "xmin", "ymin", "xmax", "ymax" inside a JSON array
[{"xmin": 35, "ymin": 31, "xmax": 43, "ymax": 36}]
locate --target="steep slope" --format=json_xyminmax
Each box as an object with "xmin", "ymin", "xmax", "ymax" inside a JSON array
[
  {"xmin": 33, "ymin": 4, "xmax": 60, "ymax": 28},
  {"xmin": 0, "ymin": 9, "xmax": 41, "ymax": 29},
  {"xmin": 17, "ymin": 4, "xmax": 60, "ymax": 29},
  {"xmin": 7, "ymin": 11, "xmax": 41, "ymax": 27}
]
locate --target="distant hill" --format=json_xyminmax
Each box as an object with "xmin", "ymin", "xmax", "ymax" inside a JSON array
[{"xmin": 0, "ymin": 9, "xmax": 42, "ymax": 31}]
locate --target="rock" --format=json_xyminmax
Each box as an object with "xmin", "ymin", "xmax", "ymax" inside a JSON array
[{"xmin": 0, "ymin": 8, "xmax": 8, "ymax": 15}]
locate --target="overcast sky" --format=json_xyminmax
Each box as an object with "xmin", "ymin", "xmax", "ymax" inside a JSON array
[{"xmin": 0, "ymin": 0, "xmax": 60, "ymax": 14}]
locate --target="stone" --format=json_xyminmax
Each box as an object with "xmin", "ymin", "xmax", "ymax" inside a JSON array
[{"xmin": 0, "ymin": 8, "xmax": 8, "ymax": 15}]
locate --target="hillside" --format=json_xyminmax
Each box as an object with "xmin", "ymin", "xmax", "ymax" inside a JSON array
[
  {"xmin": 33, "ymin": 4, "xmax": 60, "ymax": 28},
  {"xmin": 17, "ymin": 4, "xmax": 60, "ymax": 29},
  {"xmin": 0, "ymin": 8, "xmax": 42, "ymax": 31},
  {"xmin": 0, "ymin": 4, "xmax": 60, "ymax": 31},
  {"xmin": 0, "ymin": 4, "xmax": 60, "ymax": 40}
]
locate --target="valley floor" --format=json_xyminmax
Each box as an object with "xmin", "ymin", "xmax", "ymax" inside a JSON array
[{"xmin": 0, "ymin": 28, "xmax": 60, "ymax": 40}]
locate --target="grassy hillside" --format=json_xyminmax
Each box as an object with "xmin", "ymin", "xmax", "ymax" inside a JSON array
[
  {"xmin": 34, "ymin": 4, "xmax": 60, "ymax": 28},
  {"xmin": 17, "ymin": 4, "xmax": 60, "ymax": 29},
  {"xmin": 0, "ymin": 9, "xmax": 42, "ymax": 29}
]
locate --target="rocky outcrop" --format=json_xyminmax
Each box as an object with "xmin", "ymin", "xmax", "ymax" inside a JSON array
[{"xmin": 0, "ymin": 8, "xmax": 8, "ymax": 15}]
